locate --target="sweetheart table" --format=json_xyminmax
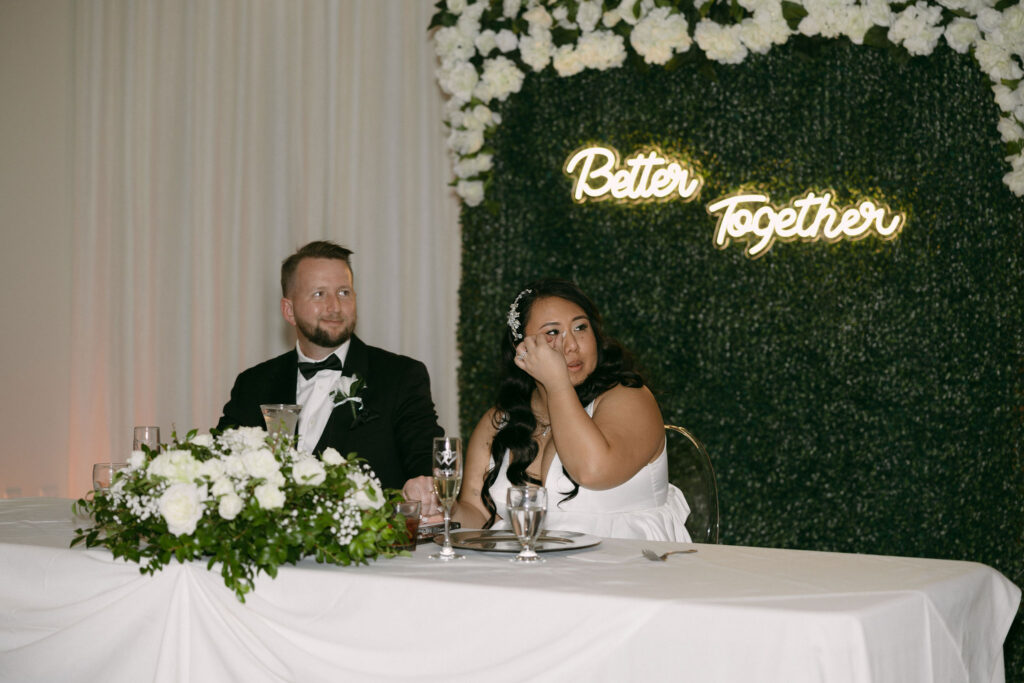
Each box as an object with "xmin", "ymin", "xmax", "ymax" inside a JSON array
[{"xmin": 0, "ymin": 498, "xmax": 1018, "ymax": 682}]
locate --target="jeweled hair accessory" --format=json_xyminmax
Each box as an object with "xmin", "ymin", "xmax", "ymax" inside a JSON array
[{"xmin": 507, "ymin": 288, "xmax": 532, "ymax": 341}]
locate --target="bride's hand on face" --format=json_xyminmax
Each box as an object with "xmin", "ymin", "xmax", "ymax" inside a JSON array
[{"xmin": 514, "ymin": 331, "xmax": 570, "ymax": 387}]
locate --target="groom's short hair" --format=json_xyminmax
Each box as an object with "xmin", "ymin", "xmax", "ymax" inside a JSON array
[{"xmin": 280, "ymin": 241, "xmax": 354, "ymax": 296}]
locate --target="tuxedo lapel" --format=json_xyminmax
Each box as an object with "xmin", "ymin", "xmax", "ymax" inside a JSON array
[
  {"xmin": 314, "ymin": 337, "xmax": 369, "ymax": 454},
  {"xmin": 275, "ymin": 351, "xmax": 300, "ymax": 404}
]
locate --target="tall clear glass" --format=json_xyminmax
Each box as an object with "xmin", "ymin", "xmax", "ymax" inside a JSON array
[
  {"xmin": 133, "ymin": 426, "xmax": 160, "ymax": 454},
  {"xmin": 429, "ymin": 436, "xmax": 465, "ymax": 561}
]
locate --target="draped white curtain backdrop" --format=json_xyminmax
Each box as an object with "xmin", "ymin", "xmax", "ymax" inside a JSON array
[{"xmin": 64, "ymin": 0, "xmax": 460, "ymax": 497}]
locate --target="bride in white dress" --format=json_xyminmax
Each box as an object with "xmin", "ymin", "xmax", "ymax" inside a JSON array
[{"xmin": 453, "ymin": 279, "xmax": 691, "ymax": 542}]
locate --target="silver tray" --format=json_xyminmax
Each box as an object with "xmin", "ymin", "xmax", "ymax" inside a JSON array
[{"xmin": 432, "ymin": 528, "xmax": 601, "ymax": 553}]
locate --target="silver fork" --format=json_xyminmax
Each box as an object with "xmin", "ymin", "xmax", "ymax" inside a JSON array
[{"xmin": 642, "ymin": 548, "xmax": 697, "ymax": 561}]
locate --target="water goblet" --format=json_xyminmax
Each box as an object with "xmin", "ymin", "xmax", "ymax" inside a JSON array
[
  {"xmin": 92, "ymin": 462, "xmax": 128, "ymax": 491},
  {"xmin": 133, "ymin": 426, "xmax": 160, "ymax": 454},
  {"xmin": 507, "ymin": 485, "xmax": 547, "ymax": 563},
  {"xmin": 260, "ymin": 404, "xmax": 302, "ymax": 439},
  {"xmin": 428, "ymin": 436, "xmax": 464, "ymax": 561}
]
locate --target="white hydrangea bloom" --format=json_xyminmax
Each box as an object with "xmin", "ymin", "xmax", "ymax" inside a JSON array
[
  {"xmin": 992, "ymin": 84, "xmax": 1022, "ymax": 113},
  {"xmin": 502, "ymin": 0, "xmax": 521, "ymax": 20},
  {"xmin": 475, "ymin": 29, "xmax": 498, "ymax": 56},
  {"xmin": 448, "ymin": 127, "xmax": 485, "ymax": 156},
  {"xmin": 523, "ymin": 5, "xmax": 553, "ymax": 31},
  {"xmin": 456, "ymin": 179, "xmax": 485, "ymax": 206},
  {"xmin": 1004, "ymin": 162, "xmax": 1024, "ymax": 195},
  {"xmin": 975, "ymin": 39, "xmax": 1024, "ymax": 81},
  {"xmin": 997, "ymin": 116, "xmax": 1024, "ymax": 142},
  {"xmin": 435, "ymin": 26, "xmax": 476, "ymax": 66},
  {"xmin": 553, "ymin": 44, "xmax": 585, "ymax": 77},
  {"xmin": 575, "ymin": 31, "xmax": 627, "ymax": 71},
  {"xmin": 576, "ymin": 0, "xmax": 604, "ymax": 33},
  {"xmin": 631, "ymin": 8, "xmax": 692, "ymax": 64},
  {"xmin": 454, "ymin": 153, "xmax": 494, "ymax": 178},
  {"xmin": 741, "ymin": 11, "xmax": 791, "ymax": 54},
  {"xmin": 495, "ymin": 28, "xmax": 518, "ymax": 53},
  {"xmin": 694, "ymin": 20, "xmax": 749, "ymax": 64},
  {"xmin": 438, "ymin": 61, "xmax": 479, "ymax": 103},
  {"xmin": 888, "ymin": 2, "xmax": 944, "ymax": 56}
]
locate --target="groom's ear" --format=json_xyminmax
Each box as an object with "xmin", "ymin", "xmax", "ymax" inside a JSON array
[{"xmin": 281, "ymin": 297, "xmax": 296, "ymax": 327}]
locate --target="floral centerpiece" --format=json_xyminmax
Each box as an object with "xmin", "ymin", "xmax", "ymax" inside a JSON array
[{"xmin": 72, "ymin": 427, "xmax": 411, "ymax": 601}]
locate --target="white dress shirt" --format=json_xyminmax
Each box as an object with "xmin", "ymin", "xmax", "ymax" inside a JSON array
[{"xmin": 295, "ymin": 340, "xmax": 351, "ymax": 454}]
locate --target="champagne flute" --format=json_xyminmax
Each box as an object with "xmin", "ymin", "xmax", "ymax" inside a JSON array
[
  {"xmin": 429, "ymin": 436, "xmax": 465, "ymax": 561},
  {"xmin": 507, "ymin": 485, "xmax": 547, "ymax": 563}
]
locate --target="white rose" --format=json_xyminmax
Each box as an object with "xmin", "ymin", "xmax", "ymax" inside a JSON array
[
  {"xmin": 242, "ymin": 447, "xmax": 281, "ymax": 481},
  {"xmin": 631, "ymin": 8, "xmax": 693, "ymax": 64},
  {"xmin": 502, "ymin": 0, "xmax": 521, "ymax": 19},
  {"xmin": 456, "ymin": 179, "xmax": 485, "ymax": 206},
  {"xmin": 292, "ymin": 457, "xmax": 327, "ymax": 486},
  {"xmin": 254, "ymin": 483, "xmax": 285, "ymax": 510},
  {"xmin": 191, "ymin": 433, "xmax": 214, "ymax": 448},
  {"xmin": 522, "ymin": 6, "xmax": 552, "ymax": 30},
  {"xmin": 222, "ymin": 453, "xmax": 247, "ymax": 478},
  {"xmin": 992, "ymin": 84, "xmax": 1020, "ymax": 113},
  {"xmin": 888, "ymin": 2, "xmax": 943, "ymax": 56},
  {"xmin": 553, "ymin": 44, "xmax": 585, "ymax": 77},
  {"xmin": 552, "ymin": 6, "xmax": 570, "ymax": 24},
  {"xmin": 159, "ymin": 483, "xmax": 205, "ymax": 536},
  {"xmin": 495, "ymin": 28, "xmax": 518, "ymax": 52},
  {"xmin": 219, "ymin": 426, "xmax": 268, "ymax": 453},
  {"xmin": 448, "ymin": 127, "xmax": 485, "ymax": 155},
  {"xmin": 520, "ymin": 31, "xmax": 554, "ymax": 72},
  {"xmin": 129, "ymin": 450, "xmax": 146, "ymax": 469},
  {"xmin": 861, "ymin": 0, "xmax": 893, "ymax": 27},
  {"xmin": 975, "ymin": 7, "xmax": 1003, "ymax": 34},
  {"xmin": 694, "ymin": 20, "xmax": 749, "ymax": 64},
  {"xmin": 454, "ymin": 153, "xmax": 494, "ymax": 178},
  {"xmin": 198, "ymin": 458, "xmax": 226, "ymax": 480},
  {"xmin": 446, "ymin": 0, "xmax": 467, "ymax": 12},
  {"xmin": 997, "ymin": 116, "xmax": 1024, "ymax": 142},
  {"xmin": 577, "ymin": 0, "xmax": 603, "ymax": 32},
  {"xmin": 321, "ymin": 447, "xmax": 344, "ymax": 466},
  {"xmin": 944, "ymin": 17, "xmax": 980, "ymax": 53},
  {"xmin": 211, "ymin": 476, "xmax": 235, "ymax": 496},
  {"xmin": 975, "ymin": 40, "xmax": 1024, "ymax": 81},
  {"xmin": 575, "ymin": 31, "xmax": 627, "ymax": 71},
  {"xmin": 148, "ymin": 449, "xmax": 203, "ymax": 484},
  {"xmin": 475, "ymin": 29, "xmax": 497, "ymax": 56},
  {"xmin": 739, "ymin": 14, "xmax": 786, "ymax": 54},
  {"xmin": 1004, "ymin": 163, "xmax": 1024, "ymax": 196},
  {"xmin": 353, "ymin": 478, "xmax": 385, "ymax": 511},
  {"xmin": 474, "ymin": 55, "xmax": 525, "ymax": 102},
  {"xmin": 438, "ymin": 61, "xmax": 479, "ymax": 102},
  {"xmin": 218, "ymin": 492, "xmax": 244, "ymax": 520}
]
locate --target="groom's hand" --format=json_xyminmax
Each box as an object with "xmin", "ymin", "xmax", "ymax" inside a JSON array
[{"xmin": 401, "ymin": 475, "xmax": 443, "ymax": 523}]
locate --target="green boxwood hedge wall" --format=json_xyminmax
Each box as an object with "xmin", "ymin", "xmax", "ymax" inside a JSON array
[{"xmin": 456, "ymin": 38, "xmax": 1024, "ymax": 670}]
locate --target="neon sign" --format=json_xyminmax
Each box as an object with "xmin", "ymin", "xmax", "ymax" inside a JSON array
[
  {"xmin": 562, "ymin": 145, "xmax": 906, "ymax": 258},
  {"xmin": 563, "ymin": 145, "xmax": 703, "ymax": 203},
  {"xmin": 706, "ymin": 190, "xmax": 905, "ymax": 258}
]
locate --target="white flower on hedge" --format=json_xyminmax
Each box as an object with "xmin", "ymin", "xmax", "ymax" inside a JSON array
[
  {"xmin": 502, "ymin": 0, "xmax": 521, "ymax": 19},
  {"xmin": 888, "ymin": 2, "xmax": 944, "ymax": 56},
  {"xmin": 695, "ymin": 20, "xmax": 748, "ymax": 65},
  {"xmin": 798, "ymin": 0, "xmax": 849, "ymax": 39},
  {"xmin": 552, "ymin": 5, "xmax": 570, "ymax": 25},
  {"xmin": 448, "ymin": 127, "xmax": 485, "ymax": 155},
  {"xmin": 435, "ymin": 27, "xmax": 475, "ymax": 68},
  {"xmin": 576, "ymin": 0, "xmax": 604, "ymax": 33},
  {"xmin": 523, "ymin": 5, "xmax": 552, "ymax": 31},
  {"xmin": 992, "ymin": 84, "xmax": 1022, "ymax": 113},
  {"xmin": 438, "ymin": 61, "xmax": 479, "ymax": 102},
  {"xmin": 474, "ymin": 56, "xmax": 525, "ymax": 102},
  {"xmin": 495, "ymin": 28, "xmax": 518, "ymax": 52},
  {"xmin": 975, "ymin": 7, "xmax": 1003, "ymax": 35},
  {"xmin": 446, "ymin": 0, "xmax": 467, "ymax": 13},
  {"xmin": 520, "ymin": 30, "xmax": 554, "ymax": 72},
  {"xmin": 944, "ymin": 18, "xmax": 981, "ymax": 54},
  {"xmin": 456, "ymin": 3, "xmax": 484, "ymax": 38},
  {"xmin": 740, "ymin": 12, "xmax": 790, "ymax": 54},
  {"xmin": 129, "ymin": 450, "xmax": 146, "ymax": 469},
  {"xmin": 254, "ymin": 483, "xmax": 285, "ymax": 510},
  {"xmin": 454, "ymin": 153, "xmax": 494, "ymax": 178},
  {"xmin": 997, "ymin": 116, "xmax": 1024, "ymax": 142},
  {"xmin": 553, "ymin": 44, "xmax": 585, "ymax": 77},
  {"xmin": 159, "ymin": 482, "xmax": 205, "ymax": 536},
  {"xmin": 218, "ymin": 492, "xmax": 243, "ymax": 520},
  {"xmin": 149, "ymin": 449, "xmax": 203, "ymax": 484},
  {"xmin": 631, "ymin": 8, "xmax": 692, "ymax": 64},
  {"xmin": 292, "ymin": 456, "xmax": 327, "ymax": 487},
  {"xmin": 456, "ymin": 179, "xmax": 485, "ymax": 206},
  {"xmin": 321, "ymin": 447, "xmax": 344, "ymax": 466},
  {"xmin": 475, "ymin": 29, "xmax": 498, "ymax": 56},
  {"xmin": 975, "ymin": 39, "xmax": 1024, "ymax": 81},
  {"xmin": 860, "ymin": 0, "xmax": 893, "ymax": 28},
  {"xmin": 1004, "ymin": 163, "xmax": 1024, "ymax": 195},
  {"xmin": 575, "ymin": 31, "xmax": 627, "ymax": 71}
]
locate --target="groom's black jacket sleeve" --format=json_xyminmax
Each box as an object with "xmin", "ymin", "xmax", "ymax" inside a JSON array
[{"xmin": 216, "ymin": 336, "xmax": 442, "ymax": 490}]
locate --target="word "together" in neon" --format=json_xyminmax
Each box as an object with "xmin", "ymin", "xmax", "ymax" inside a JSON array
[
  {"xmin": 564, "ymin": 145, "xmax": 703, "ymax": 203},
  {"xmin": 706, "ymin": 190, "xmax": 905, "ymax": 258}
]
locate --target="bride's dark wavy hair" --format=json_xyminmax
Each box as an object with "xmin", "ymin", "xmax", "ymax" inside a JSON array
[{"xmin": 481, "ymin": 278, "xmax": 645, "ymax": 527}]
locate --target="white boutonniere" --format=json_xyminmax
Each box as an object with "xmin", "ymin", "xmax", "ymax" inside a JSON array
[{"xmin": 331, "ymin": 374, "xmax": 367, "ymax": 421}]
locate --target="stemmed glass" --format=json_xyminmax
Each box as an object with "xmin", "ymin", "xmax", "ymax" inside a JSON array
[
  {"xmin": 507, "ymin": 485, "xmax": 547, "ymax": 563},
  {"xmin": 428, "ymin": 436, "xmax": 465, "ymax": 561},
  {"xmin": 133, "ymin": 426, "xmax": 160, "ymax": 454},
  {"xmin": 260, "ymin": 404, "xmax": 302, "ymax": 441}
]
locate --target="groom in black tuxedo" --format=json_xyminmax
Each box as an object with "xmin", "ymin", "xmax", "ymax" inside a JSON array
[{"xmin": 217, "ymin": 240, "xmax": 443, "ymax": 492}]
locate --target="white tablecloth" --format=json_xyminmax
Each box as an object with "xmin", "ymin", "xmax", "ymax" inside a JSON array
[{"xmin": 0, "ymin": 498, "xmax": 1018, "ymax": 683}]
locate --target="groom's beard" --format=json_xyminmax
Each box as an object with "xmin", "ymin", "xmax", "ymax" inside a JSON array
[{"xmin": 297, "ymin": 316, "xmax": 354, "ymax": 349}]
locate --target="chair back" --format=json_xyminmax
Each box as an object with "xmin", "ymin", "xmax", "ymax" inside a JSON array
[{"xmin": 665, "ymin": 425, "xmax": 720, "ymax": 544}]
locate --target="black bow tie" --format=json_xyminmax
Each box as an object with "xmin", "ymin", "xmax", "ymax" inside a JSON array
[{"xmin": 297, "ymin": 354, "xmax": 343, "ymax": 380}]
